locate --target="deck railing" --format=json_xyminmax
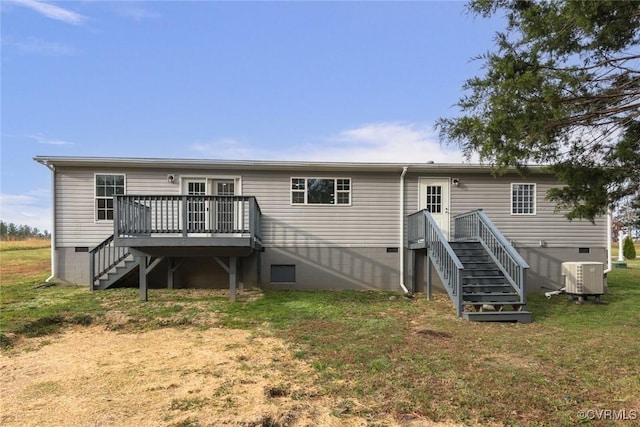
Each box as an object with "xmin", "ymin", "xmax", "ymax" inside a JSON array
[
  {"xmin": 114, "ymin": 195, "xmax": 262, "ymax": 246},
  {"xmin": 454, "ymin": 209, "xmax": 529, "ymax": 302},
  {"xmin": 408, "ymin": 209, "xmax": 464, "ymax": 316},
  {"xmin": 89, "ymin": 234, "xmax": 130, "ymax": 290}
]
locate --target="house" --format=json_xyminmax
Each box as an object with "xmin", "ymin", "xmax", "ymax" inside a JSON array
[{"xmin": 35, "ymin": 156, "xmax": 610, "ymax": 322}]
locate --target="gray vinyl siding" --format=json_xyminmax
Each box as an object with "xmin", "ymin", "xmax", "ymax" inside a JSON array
[
  {"xmin": 404, "ymin": 172, "xmax": 606, "ymax": 248},
  {"xmin": 56, "ymin": 167, "xmax": 178, "ymax": 247},
  {"xmin": 56, "ymin": 165, "xmax": 605, "ymax": 250},
  {"xmin": 56, "ymin": 167, "xmax": 401, "ymax": 248},
  {"xmin": 242, "ymin": 170, "xmax": 399, "ymax": 247},
  {"xmin": 449, "ymin": 173, "xmax": 606, "ymax": 248}
]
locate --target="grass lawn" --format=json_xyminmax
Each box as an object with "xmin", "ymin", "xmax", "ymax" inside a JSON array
[{"xmin": 1, "ymin": 243, "xmax": 639, "ymax": 426}]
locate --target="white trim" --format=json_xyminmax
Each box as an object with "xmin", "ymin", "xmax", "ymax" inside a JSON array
[
  {"xmin": 34, "ymin": 155, "xmax": 554, "ymax": 175},
  {"xmin": 39, "ymin": 161, "xmax": 57, "ymax": 282},
  {"xmin": 290, "ymin": 177, "xmax": 352, "ymax": 206},
  {"xmin": 182, "ymin": 177, "xmax": 207, "ymax": 195},
  {"xmin": 94, "ymin": 173, "xmax": 126, "ymax": 223},
  {"xmin": 399, "ymin": 167, "xmax": 409, "ymax": 294},
  {"xmin": 510, "ymin": 183, "xmax": 537, "ymax": 216},
  {"xmin": 179, "ymin": 175, "xmax": 242, "ymax": 195}
]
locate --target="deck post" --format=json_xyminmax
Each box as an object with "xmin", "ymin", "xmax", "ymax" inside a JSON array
[
  {"xmin": 138, "ymin": 256, "xmax": 148, "ymax": 301},
  {"xmin": 181, "ymin": 196, "xmax": 188, "ymax": 237},
  {"xmin": 167, "ymin": 257, "xmax": 174, "ymax": 290},
  {"xmin": 426, "ymin": 254, "xmax": 432, "ymax": 301},
  {"xmin": 238, "ymin": 257, "xmax": 244, "ymax": 292},
  {"xmin": 256, "ymin": 250, "xmax": 262, "ymax": 286},
  {"xmin": 229, "ymin": 255, "xmax": 237, "ymax": 302}
]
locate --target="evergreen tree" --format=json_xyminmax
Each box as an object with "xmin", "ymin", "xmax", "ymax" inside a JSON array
[
  {"xmin": 437, "ymin": 0, "xmax": 640, "ymax": 221},
  {"xmin": 623, "ymin": 236, "xmax": 637, "ymax": 260}
]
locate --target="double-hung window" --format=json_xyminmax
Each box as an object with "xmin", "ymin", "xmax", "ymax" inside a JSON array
[
  {"xmin": 291, "ymin": 178, "xmax": 351, "ymax": 205},
  {"xmin": 95, "ymin": 174, "xmax": 125, "ymax": 220},
  {"xmin": 511, "ymin": 183, "xmax": 536, "ymax": 215}
]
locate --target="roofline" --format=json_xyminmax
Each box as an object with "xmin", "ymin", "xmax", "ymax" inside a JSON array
[{"xmin": 33, "ymin": 155, "xmax": 550, "ymax": 174}]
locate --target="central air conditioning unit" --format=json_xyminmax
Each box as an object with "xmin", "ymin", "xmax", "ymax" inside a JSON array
[{"xmin": 561, "ymin": 262, "xmax": 605, "ymax": 295}]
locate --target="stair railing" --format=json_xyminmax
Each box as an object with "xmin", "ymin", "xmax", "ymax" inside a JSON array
[
  {"xmin": 89, "ymin": 234, "xmax": 130, "ymax": 290},
  {"xmin": 453, "ymin": 209, "xmax": 529, "ymax": 303},
  {"xmin": 408, "ymin": 209, "xmax": 464, "ymax": 316}
]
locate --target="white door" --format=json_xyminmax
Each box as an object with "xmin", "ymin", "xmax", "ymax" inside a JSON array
[
  {"xmin": 183, "ymin": 179, "xmax": 208, "ymax": 232},
  {"xmin": 418, "ymin": 178, "xmax": 450, "ymax": 239}
]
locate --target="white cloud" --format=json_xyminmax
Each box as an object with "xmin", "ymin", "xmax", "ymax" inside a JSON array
[
  {"xmin": 114, "ymin": 4, "xmax": 160, "ymax": 21},
  {"xmin": 28, "ymin": 133, "xmax": 74, "ymax": 145},
  {"xmin": 310, "ymin": 122, "xmax": 470, "ymax": 163},
  {"xmin": 8, "ymin": 0, "xmax": 86, "ymax": 25},
  {"xmin": 2, "ymin": 37, "xmax": 77, "ymax": 56},
  {"xmin": 191, "ymin": 138, "xmax": 273, "ymax": 160},
  {"xmin": 0, "ymin": 191, "xmax": 52, "ymax": 233},
  {"xmin": 189, "ymin": 122, "xmax": 472, "ymax": 164}
]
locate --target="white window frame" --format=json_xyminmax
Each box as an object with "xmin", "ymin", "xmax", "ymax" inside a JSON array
[
  {"xmin": 511, "ymin": 183, "xmax": 536, "ymax": 215},
  {"xmin": 290, "ymin": 177, "xmax": 351, "ymax": 206},
  {"xmin": 94, "ymin": 173, "xmax": 126, "ymax": 222},
  {"xmin": 179, "ymin": 175, "xmax": 243, "ymax": 195}
]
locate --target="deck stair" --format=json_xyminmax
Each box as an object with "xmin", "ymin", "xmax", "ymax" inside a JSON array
[
  {"xmin": 450, "ymin": 241, "xmax": 532, "ymax": 323},
  {"xmin": 89, "ymin": 234, "xmax": 139, "ymax": 291},
  {"xmin": 408, "ymin": 208, "xmax": 532, "ymax": 323},
  {"xmin": 94, "ymin": 257, "xmax": 139, "ymax": 290}
]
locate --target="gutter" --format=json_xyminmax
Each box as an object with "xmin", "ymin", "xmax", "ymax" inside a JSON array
[
  {"xmin": 399, "ymin": 166, "xmax": 410, "ymax": 294},
  {"xmin": 35, "ymin": 158, "xmax": 57, "ymax": 283}
]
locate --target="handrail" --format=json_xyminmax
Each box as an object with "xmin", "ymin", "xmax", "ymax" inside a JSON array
[
  {"xmin": 114, "ymin": 195, "xmax": 262, "ymax": 248},
  {"xmin": 89, "ymin": 234, "xmax": 130, "ymax": 290},
  {"xmin": 453, "ymin": 209, "xmax": 529, "ymax": 303},
  {"xmin": 408, "ymin": 209, "xmax": 465, "ymax": 316}
]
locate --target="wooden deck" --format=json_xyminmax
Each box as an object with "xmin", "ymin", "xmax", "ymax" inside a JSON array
[
  {"xmin": 113, "ymin": 194, "xmax": 262, "ymax": 252},
  {"xmin": 90, "ymin": 195, "xmax": 263, "ymax": 301}
]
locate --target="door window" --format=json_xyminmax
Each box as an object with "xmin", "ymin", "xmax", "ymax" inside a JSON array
[
  {"xmin": 215, "ymin": 181, "xmax": 235, "ymax": 232},
  {"xmin": 187, "ymin": 181, "xmax": 206, "ymax": 232},
  {"xmin": 425, "ymin": 185, "xmax": 442, "ymax": 214}
]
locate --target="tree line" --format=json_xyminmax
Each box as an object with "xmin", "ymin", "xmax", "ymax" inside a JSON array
[{"xmin": 0, "ymin": 220, "xmax": 51, "ymax": 240}]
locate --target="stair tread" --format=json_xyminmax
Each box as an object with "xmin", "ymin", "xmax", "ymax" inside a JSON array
[
  {"xmin": 95, "ymin": 260, "xmax": 139, "ymax": 290},
  {"xmin": 463, "ymin": 300, "xmax": 522, "ymax": 305},
  {"xmin": 464, "ymin": 275, "xmax": 507, "ymax": 279},
  {"xmin": 462, "ymin": 311, "xmax": 532, "ymax": 323},
  {"xmin": 463, "ymin": 292, "xmax": 518, "ymax": 296}
]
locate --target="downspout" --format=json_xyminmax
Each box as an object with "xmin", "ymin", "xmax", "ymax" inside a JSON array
[
  {"xmin": 604, "ymin": 209, "xmax": 612, "ymax": 273},
  {"xmin": 38, "ymin": 159, "xmax": 57, "ymax": 283},
  {"xmin": 399, "ymin": 166, "xmax": 410, "ymax": 294}
]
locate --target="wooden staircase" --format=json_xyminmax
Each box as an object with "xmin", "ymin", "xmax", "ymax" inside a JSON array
[
  {"xmin": 94, "ymin": 257, "xmax": 139, "ymax": 290},
  {"xmin": 89, "ymin": 234, "xmax": 138, "ymax": 291},
  {"xmin": 408, "ymin": 209, "xmax": 532, "ymax": 323},
  {"xmin": 450, "ymin": 241, "xmax": 531, "ymax": 323}
]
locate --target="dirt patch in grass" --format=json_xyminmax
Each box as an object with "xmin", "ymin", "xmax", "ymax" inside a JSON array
[{"xmin": 0, "ymin": 326, "xmax": 463, "ymax": 427}]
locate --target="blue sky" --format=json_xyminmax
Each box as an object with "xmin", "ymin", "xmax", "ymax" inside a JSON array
[{"xmin": 1, "ymin": 0, "xmax": 504, "ymax": 232}]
